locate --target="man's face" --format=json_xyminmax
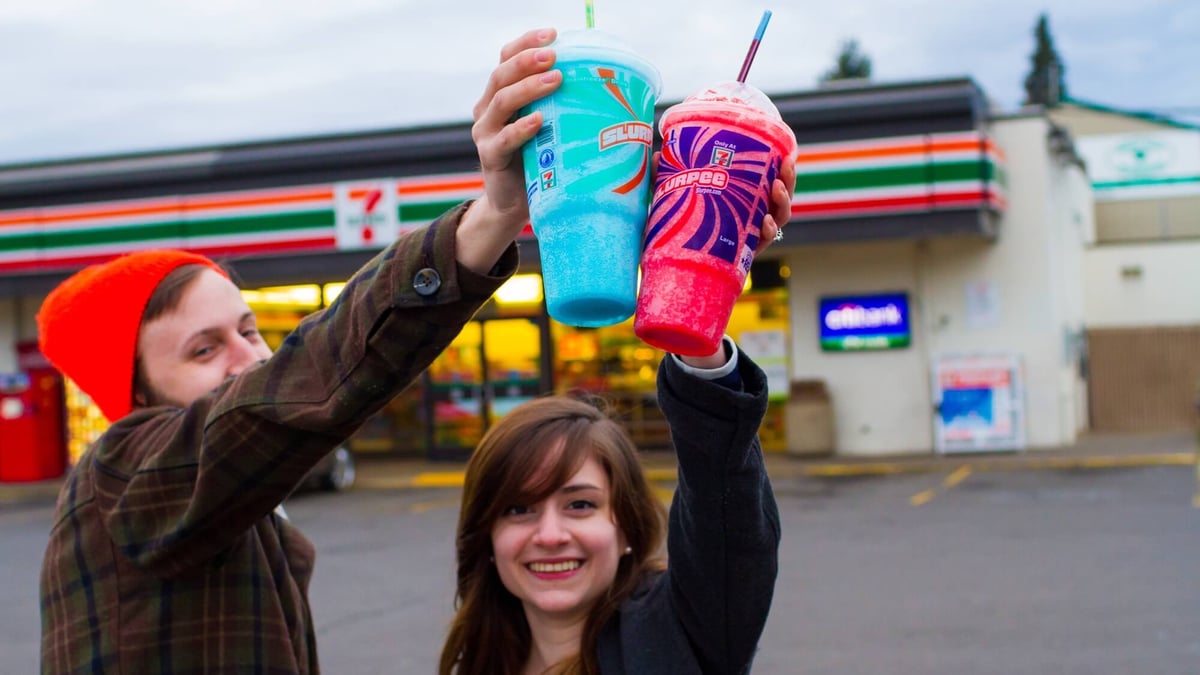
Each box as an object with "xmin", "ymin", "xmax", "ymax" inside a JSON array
[{"xmin": 135, "ymin": 268, "xmax": 272, "ymax": 409}]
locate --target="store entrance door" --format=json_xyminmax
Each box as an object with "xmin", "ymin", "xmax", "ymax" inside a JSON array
[{"xmin": 428, "ymin": 315, "xmax": 550, "ymax": 459}]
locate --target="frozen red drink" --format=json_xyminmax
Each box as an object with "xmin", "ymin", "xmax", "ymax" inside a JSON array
[{"xmin": 635, "ymin": 81, "xmax": 796, "ymax": 356}]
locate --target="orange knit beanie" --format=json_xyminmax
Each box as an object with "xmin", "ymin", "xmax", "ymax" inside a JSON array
[{"xmin": 37, "ymin": 250, "xmax": 226, "ymax": 422}]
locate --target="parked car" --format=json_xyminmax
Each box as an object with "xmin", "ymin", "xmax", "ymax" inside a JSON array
[{"xmin": 301, "ymin": 445, "xmax": 356, "ymax": 492}]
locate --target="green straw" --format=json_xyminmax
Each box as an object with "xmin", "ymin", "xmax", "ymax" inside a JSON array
[{"xmin": 586, "ymin": 0, "xmax": 595, "ymax": 28}]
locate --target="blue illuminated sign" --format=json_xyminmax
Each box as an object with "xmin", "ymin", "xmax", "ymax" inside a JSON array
[{"xmin": 819, "ymin": 293, "xmax": 911, "ymax": 351}]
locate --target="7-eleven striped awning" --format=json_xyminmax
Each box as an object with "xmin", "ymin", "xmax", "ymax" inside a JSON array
[
  {"xmin": 792, "ymin": 130, "xmax": 1006, "ymax": 221},
  {"xmin": 0, "ymin": 129, "xmax": 1005, "ymax": 274}
]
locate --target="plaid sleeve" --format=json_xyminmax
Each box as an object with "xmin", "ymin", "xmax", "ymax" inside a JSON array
[{"xmin": 91, "ymin": 202, "xmax": 516, "ymax": 576}]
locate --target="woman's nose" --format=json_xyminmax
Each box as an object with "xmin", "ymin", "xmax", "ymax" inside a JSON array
[{"xmin": 531, "ymin": 511, "xmax": 570, "ymax": 546}]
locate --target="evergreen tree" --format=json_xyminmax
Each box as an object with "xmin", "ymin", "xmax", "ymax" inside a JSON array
[
  {"xmin": 820, "ymin": 38, "xmax": 872, "ymax": 83},
  {"xmin": 1023, "ymin": 14, "xmax": 1068, "ymax": 106}
]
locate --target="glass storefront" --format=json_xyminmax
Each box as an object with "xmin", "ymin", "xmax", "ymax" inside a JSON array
[{"xmin": 59, "ymin": 266, "xmax": 791, "ymax": 463}]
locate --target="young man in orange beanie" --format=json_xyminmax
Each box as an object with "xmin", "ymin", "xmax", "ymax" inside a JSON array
[{"xmin": 35, "ymin": 29, "xmax": 569, "ymax": 675}]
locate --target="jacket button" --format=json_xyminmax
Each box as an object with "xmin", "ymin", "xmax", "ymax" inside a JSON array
[{"xmin": 413, "ymin": 268, "xmax": 441, "ymax": 296}]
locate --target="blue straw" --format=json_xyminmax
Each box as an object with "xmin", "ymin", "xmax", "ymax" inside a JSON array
[{"xmin": 737, "ymin": 10, "xmax": 773, "ymax": 82}]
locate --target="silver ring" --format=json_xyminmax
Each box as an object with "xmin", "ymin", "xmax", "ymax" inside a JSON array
[{"xmin": 774, "ymin": 228, "xmax": 784, "ymax": 242}]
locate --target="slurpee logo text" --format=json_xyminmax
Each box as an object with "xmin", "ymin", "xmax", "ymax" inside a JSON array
[
  {"xmin": 599, "ymin": 122, "xmax": 653, "ymax": 150},
  {"xmin": 654, "ymin": 168, "xmax": 730, "ymax": 198}
]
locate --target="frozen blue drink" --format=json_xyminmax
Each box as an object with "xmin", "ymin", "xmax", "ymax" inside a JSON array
[{"xmin": 521, "ymin": 29, "xmax": 661, "ymax": 327}]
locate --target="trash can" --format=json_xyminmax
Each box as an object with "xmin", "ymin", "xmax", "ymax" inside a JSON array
[{"xmin": 785, "ymin": 379, "xmax": 835, "ymax": 457}]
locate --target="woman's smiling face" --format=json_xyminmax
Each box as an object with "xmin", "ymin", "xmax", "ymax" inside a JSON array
[{"xmin": 490, "ymin": 453, "xmax": 627, "ymax": 628}]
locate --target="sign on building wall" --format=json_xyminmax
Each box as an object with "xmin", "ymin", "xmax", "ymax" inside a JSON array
[
  {"xmin": 335, "ymin": 181, "xmax": 400, "ymax": 249},
  {"xmin": 1076, "ymin": 130, "xmax": 1200, "ymax": 201},
  {"xmin": 818, "ymin": 292, "xmax": 911, "ymax": 351},
  {"xmin": 932, "ymin": 353, "xmax": 1026, "ymax": 454}
]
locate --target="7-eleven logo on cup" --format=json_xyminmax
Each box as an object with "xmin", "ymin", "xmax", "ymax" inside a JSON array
[
  {"xmin": 710, "ymin": 147, "xmax": 735, "ymax": 168},
  {"xmin": 335, "ymin": 181, "xmax": 399, "ymax": 250},
  {"xmin": 540, "ymin": 169, "xmax": 557, "ymax": 190}
]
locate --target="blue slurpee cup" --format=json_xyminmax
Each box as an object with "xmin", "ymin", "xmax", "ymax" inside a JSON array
[{"xmin": 520, "ymin": 29, "xmax": 662, "ymax": 327}]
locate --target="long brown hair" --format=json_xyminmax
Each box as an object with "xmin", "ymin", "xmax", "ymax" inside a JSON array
[{"xmin": 439, "ymin": 396, "xmax": 667, "ymax": 675}]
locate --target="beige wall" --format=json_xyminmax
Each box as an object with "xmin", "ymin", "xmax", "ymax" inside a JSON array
[
  {"xmin": 781, "ymin": 114, "xmax": 1092, "ymax": 456},
  {"xmin": 1084, "ymin": 240, "xmax": 1200, "ymax": 327},
  {"xmin": 0, "ymin": 298, "xmax": 15, "ymax": 372},
  {"xmin": 1048, "ymin": 104, "xmax": 1176, "ymax": 135},
  {"xmin": 787, "ymin": 240, "xmax": 932, "ymax": 456},
  {"xmin": 1094, "ymin": 197, "xmax": 1200, "ymax": 242}
]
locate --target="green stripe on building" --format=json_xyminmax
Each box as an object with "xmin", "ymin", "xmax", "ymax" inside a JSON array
[
  {"xmin": 400, "ymin": 200, "xmax": 463, "ymax": 223},
  {"xmin": 4, "ymin": 210, "xmax": 334, "ymax": 252},
  {"xmin": 186, "ymin": 210, "xmax": 333, "ymax": 238},
  {"xmin": 797, "ymin": 161, "xmax": 992, "ymax": 192},
  {"xmin": 1093, "ymin": 175, "xmax": 1200, "ymax": 190}
]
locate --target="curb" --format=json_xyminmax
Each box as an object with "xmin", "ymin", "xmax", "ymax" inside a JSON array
[
  {"xmin": 356, "ymin": 451, "xmax": 1194, "ymax": 491},
  {"xmin": 5, "ymin": 452, "xmax": 1194, "ymax": 503}
]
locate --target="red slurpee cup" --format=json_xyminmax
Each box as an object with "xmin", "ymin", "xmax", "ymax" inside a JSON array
[{"xmin": 635, "ymin": 82, "xmax": 797, "ymax": 356}]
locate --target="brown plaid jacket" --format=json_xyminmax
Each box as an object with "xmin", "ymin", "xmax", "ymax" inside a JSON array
[{"xmin": 39, "ymin": 203, "xmax": 516, "ymax": 674}]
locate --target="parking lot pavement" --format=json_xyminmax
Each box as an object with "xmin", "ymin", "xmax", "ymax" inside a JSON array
[
  {"xmin": 3, "ymin": 460, "xmax": 1197, "ymax": 675},
  {"xmin": 4, "ymin": 430, "xmax": 1196, "ymax": 510}
]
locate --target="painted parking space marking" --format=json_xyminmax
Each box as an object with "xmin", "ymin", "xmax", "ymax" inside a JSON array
[{"xmin": 910, "ymin": 466, "xmax": 972, "ymax": 506}]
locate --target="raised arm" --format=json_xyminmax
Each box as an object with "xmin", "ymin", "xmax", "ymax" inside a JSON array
[
  {"xmin": 94, "ymin": 203, "xmax": 513, "ymax": 577},
  {"xmin": 658, "ymin": 345, "xmax": 781, "ymax": 674}
]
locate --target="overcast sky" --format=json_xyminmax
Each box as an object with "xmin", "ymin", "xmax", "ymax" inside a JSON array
[{"xmin": 1, "ymin": 0, "xmax": 1196, "ymax": 166}]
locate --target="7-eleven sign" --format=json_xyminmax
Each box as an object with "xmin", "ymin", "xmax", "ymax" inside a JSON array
[
  {"xmin": 335, "ymin": 181, "xmax": 400, "ymax": 249},
  {"xmin": 710, "ymin": 147, "xmax": 735, "ymax": 168}
]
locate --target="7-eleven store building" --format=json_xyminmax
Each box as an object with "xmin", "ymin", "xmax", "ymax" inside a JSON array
[{"xmin": 0, "ymin": 78, "xmax": 1092, "ymax": 467}]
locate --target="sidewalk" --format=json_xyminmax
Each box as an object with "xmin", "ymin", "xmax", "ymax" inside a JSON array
[
  {"xmin": 4, "ymin": 430, "xmax": 1195, "ymax": 506},
  {"xmin": 352, "ymin": 429, "xmax": 1198, "ymax": 489}
]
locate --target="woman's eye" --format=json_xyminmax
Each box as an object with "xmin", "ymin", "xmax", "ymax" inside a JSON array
[
  {"xmin": 504, "ymin": 505, "xmax": 531, "ymax": 516},
  {"xmin": 568, "ymin": 500, "xmax": 597, "ymax": 511},
  {"xmin": 193, "ymin": 345, "xmax": 215, "ymax": 359},
  {"xmin": 241, "ymin": 329, "xmax": 261, "ymax": 340}
]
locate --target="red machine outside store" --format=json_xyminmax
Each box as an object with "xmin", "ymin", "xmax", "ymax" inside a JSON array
[{"xmin": 0, "ymin": 343, "xmax": 67, "ymax": 483}]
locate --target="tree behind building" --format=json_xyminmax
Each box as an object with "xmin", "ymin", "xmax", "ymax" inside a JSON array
[
  {"xmin": 1023, "ymin": 13, "xmax": 1068, "ymax": 106},
  {"xmin": 820, "ymin": 38, "xmax": 872, "ymax": 83}
]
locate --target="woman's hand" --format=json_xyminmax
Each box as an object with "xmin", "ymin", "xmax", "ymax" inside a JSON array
[
  {"xmin": 647, "ymin": 151, "xmax": 797, "ymax": 254},
  {"xmin": 754, "ymin": 157, "xmax": 797, "ymax": 254},
  {"xmin": 456, "ymin": 29, "xmax": 563, "ymax": 274}
]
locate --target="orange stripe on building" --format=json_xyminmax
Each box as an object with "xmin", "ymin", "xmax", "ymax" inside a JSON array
[
  {"xmin": 0, "ymin": 211, "xmax": 39, "ymax": 227},
  {"xmin": 398, "ymin": 178, "xmax": 484, "ymax": 196},
  {"xmin": 797, "ymin": 142, "xmax": 926, "ymax": 163},
  {"xmin": 181, "ymin": 188, "xmax": 333, "ymax": 211},
  {"xmin": 795, "ymin": 134, "xmax": 997, "ymax": 164},
  {"xmin": 31, "ymin": 188, "xmax": 333, "ymax": 227},
  {"xmin": 37, "ymin": 200, "xmax": 182, "ymax": 226}
]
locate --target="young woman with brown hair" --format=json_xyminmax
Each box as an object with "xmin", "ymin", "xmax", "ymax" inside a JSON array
[{"xmin": 439, "ymin": 335, "xmax": 788, "ymax": 675}]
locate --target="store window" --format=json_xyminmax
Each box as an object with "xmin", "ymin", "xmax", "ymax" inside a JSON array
[
  {"xmin": 548, "ymin": 261, "xmax": 791, "ymax": 452},
  {"xmin": 64, "ymin": 378, "xmax": 106, "ymax": 466}
]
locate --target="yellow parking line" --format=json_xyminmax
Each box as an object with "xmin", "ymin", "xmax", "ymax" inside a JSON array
[
  {"xmin": 410, "ymin": 472, "xmax": 466, "ymax": 488},
  {"xmin": 942, "ymin": 466, "xmax": 972, "ymax": 488},
  {"xmin": 909, "ymin": 489, "xmax": 937, "ymax": 506},
  {"xmin": 911, "ymin": 465, "xmax": 971, "ymax": 506}
]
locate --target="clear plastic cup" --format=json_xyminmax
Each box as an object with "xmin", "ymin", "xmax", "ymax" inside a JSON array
[
  {"xmin": 635, "ymin": 81, "xmax": 797, "ymax": 356},
  {"xmin": 520, "ymin": 29, "xmax": 661, "ymax": 327}
]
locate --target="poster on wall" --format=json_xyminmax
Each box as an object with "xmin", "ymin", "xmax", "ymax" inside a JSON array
[
  {"xmin": 932, "ymin": 353, "xmax": 1026, "ymax": 454},
  {"xmin": 738, "ymin": 329, "xmax": 789, "ymax": 402}
]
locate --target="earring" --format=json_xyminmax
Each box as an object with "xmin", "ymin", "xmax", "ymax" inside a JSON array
[{"xmin": 624, "ymin": 546, "xmax": 633, "ymax": 555}]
